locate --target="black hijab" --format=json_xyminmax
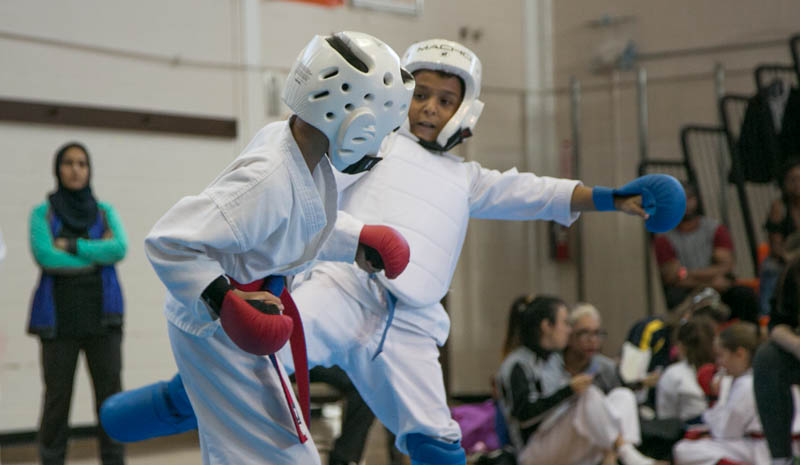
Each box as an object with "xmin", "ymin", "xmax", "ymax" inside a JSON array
[{"xmin": 48, "ymin": 142, "xmax": 98, "ymax": 232}]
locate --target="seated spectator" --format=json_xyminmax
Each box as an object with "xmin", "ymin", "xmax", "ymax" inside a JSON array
[
  {"xmin": 496, "ymin": 295, "xmax": 664, "ymax": 465},
  {"xmin": 760, "ymin": 157, "xmax": 800, "ymax": 315},
  {"xmin": 563, "ymin": 303, "xmax": 622, "ymax": 393},
  {"xmin": 627, "ymin": 288, "xmax": 726, "ymax": 395},
  {"xmin": 656, "ymin": 315, "xmax": 717, "ymax": 422},
  {"xmin": 492, "ymin": 294, "xmax": 536, "ymax": 451},
  {"xmin": 672, "ymin": 322, "xmax": 767, "ymax": 465},
  {"xmin": 502, "ymin": 294, "xmax": 532, "ymax": 357},
  {"xmin": 653, "ymin": 182, "xmax": 759, "ymax": 324}
]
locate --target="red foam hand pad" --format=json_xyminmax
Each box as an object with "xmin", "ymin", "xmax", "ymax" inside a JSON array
[
  {"xmin": 696, "ymin": 363, "xmax": 718, "ymax": 397},
  {"xmin": 219, "ymin": 291, "xmax": 293, "ymax": 355},
  {"xmin": 359, "ymin": 225, "xmax": 410, "ymax": 279}
]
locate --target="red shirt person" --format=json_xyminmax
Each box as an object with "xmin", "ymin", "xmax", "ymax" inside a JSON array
[{"xmin": 653, "ymin": 183, "xmax": 759, "ymax": 323}]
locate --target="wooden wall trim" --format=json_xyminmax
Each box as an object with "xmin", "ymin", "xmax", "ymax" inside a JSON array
[{"xmin": 0, "ymin": 98, "xmax": 237, "ymax": 138}]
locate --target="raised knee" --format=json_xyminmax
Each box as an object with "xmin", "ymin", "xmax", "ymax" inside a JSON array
[
  {"xmin": 580, "ymin": 384, "xmax": 605, "ymax": 402},
  {"xmin": 406, "ymin": 433, "xmax": 466, "ymax": 465},
  {"xmin": 608, "ymin": 386, "xmax": 636, "ymax": 402}
]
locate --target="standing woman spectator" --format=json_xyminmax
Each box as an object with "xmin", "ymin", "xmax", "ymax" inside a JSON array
[{"xmin": 28, "ymin": 142, "xmax": 127, "ymax": 465}]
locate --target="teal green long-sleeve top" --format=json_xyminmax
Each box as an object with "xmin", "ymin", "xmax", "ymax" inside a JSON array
[
  {"xmin": 30, "ymin": 201, "xmax": 127, "ymax": 272},
  {"xmin": 29, "ymin": 200, "xmax": 128, "ymax": 338}
]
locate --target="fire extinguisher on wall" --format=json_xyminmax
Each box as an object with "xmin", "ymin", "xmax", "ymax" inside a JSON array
[{"xmin": 549, "ymin": 221, "xmax": 571, "ymax": 261}]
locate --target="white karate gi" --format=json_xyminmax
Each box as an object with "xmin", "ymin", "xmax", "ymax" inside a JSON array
[
  {"xmin": 280, "ymin": 129, "xmax": 581, "ymax": 453},
  {"xmin": 656, "ymin": 360, "xmax": 708, "ymax": 421},
  {"xmin": 673, "ymin": 370, "xmax": 771, "ymax": 465},
  {"xmin": 145, "ymin": 119, "xmax": 362, "ymax": 465}
]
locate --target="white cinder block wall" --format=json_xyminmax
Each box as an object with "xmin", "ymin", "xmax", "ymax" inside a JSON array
[{"xmin": 0, "ymin": 0, "xmax": 244, "ymax": 431}]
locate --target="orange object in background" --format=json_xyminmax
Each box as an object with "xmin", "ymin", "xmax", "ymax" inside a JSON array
[
  {"xmin": 735, "ymin": 277, "xmax": 759, "ymax": 294},
  {"xmin": 282, "ymin": 0, "xmax": 344, "ymax": 6},
  {"xmin": 757, "ymin": 242, "xmax": 770, "ymax": 267}
]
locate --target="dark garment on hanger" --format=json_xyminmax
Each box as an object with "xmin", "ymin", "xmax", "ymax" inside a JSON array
[
  {"xmin": 779, "ymin": 87, "xmax": 800, "ymax": 158},
  {"xmin": 735, "ymin": 90, "xmax": 784, "ymax": 183}
]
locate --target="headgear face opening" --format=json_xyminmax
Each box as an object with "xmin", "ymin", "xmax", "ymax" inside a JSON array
[
  {"xmin": 402, "ymin": 39, "xmax": 484, "ymax": 151},
  {"xmin": 282, "ymin": 31, "xmax": 415, "ymax": 173}
]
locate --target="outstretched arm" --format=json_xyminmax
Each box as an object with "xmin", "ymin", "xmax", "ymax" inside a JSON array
[
  {"xmin": 580, "ymin": 174, "xmax": 686, "ymax": 233},
  {"xmin": 570, "ymin": 184, "xmax": 648, "ymax": 218}
]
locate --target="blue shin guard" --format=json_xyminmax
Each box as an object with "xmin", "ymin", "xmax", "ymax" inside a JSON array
[
  {"xmin": 406, "ymin": 433, "xmax": 466, "ymax": 465},
  {"xmin": 100, "ymin": 373, "xmax": 197, "ymax": 442}
]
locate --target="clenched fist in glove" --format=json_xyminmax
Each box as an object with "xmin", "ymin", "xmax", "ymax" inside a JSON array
[
  {"xmin": 592, "ymin": 174, "xmax": 686, "ymax": 233},
  {"xmin": 356, "ymin": 224, "xmax": 410, "ymax": 279},
  {"xmin": 201, "ymin": 276, "xmax": 292, "ymax": 356}
]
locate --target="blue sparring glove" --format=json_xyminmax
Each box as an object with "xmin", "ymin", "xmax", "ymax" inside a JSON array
[
  {"xmin": 592, "ymin": 174, "xmax": 686, "ymax": 233},
  {"xmin": 100, "ymin": 373, "xmax": 197, "ymax": 442}
]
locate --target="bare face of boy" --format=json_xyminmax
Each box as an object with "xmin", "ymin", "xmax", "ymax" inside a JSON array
[{"xmin": 408, "ymin": 70, "xmax": 464, "ymax": 143}]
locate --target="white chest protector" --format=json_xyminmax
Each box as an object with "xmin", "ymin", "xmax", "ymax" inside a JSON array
[{"xmin": 339, "ymin": 132, "xmax": 471, "ymax": 307}]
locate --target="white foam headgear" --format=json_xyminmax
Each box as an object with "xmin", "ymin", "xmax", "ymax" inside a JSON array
[
  {"xmin": 402, "ymin": 39, "xmax": 484, "ymax": 151},
  {"xmin": 282, "ymin": 31, "xmax": 415, "ymax": 173}
]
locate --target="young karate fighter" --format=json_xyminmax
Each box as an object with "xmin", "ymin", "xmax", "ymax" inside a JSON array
[
  {"xmin": 278, "ymin": 38, "xmax": 686, "ymax": 465},
  {"xmin": 672, "ymin": 322, "xmax": 769, "ymax": 465},
  {"xmin": 100, "ymin": 37, "xmax": 686, "ymax": 465},
  {"xmin": 113, "ymin": 31, "xmax": 414, "ymax": 465}
]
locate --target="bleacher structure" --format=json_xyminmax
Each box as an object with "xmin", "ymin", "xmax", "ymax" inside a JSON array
[{"xmin": 639, "ymin": 33, "xmax": 800, "ymax": 305}]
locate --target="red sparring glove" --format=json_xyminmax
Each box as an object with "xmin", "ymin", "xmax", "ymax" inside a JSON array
[
  {"xmin": 202, "ymin": 276, "xmax": 293, "ymax": 355},
  {"xmin": 358, "ymin": 225, "xmax": 410, "ymax": 279},
  {"xmin": 696, "ymin": 362, "xmax": 719, "ymax": 401},
  {"xmin": 716, "ymin": 460, "xmax": 751, "ymax": 465},
  {"xmin": 220, "ymin": 292, "xmax": 293, "ymax": 355}
]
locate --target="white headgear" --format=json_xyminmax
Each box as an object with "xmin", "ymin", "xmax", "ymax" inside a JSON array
[
  {"xmin": 282, "ymin": 31, "xmax": 415, "ymax": 173},
  {"xmin": 402, "ymin": 39, "xmax": 484, "ymax": 151}
]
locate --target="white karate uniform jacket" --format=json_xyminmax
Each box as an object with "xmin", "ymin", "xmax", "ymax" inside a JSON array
[
  {"xmin": 656, "ymin": 359, "xmax": 709, "ymax": 421},
  {"xmin": 284, "ymin": 129, "xmax": 582, "ymax": 453},
  {"xmin": 673, "ymin": 370, "xmax": 770, "ymax": 465},
  {"xmin": 146, "ymin": 119, "xmax": 363, "ymax": 337},
  {"xmin": 145, "ymin": 119, "xmax": 363, "ymax": 465}
]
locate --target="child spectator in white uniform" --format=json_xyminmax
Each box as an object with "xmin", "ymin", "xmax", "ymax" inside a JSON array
[
  {"xmin": 673, "ymin": 322, "xmax": 769, "ymax": 465},
  {"xmin": 656, "ymin": 315, "xmax": 716, "ymax": 421}
]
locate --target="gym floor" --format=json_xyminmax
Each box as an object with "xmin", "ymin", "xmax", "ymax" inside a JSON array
[{"xmin": 0, "ymin": 412, "xmax": 408, "ymax": 465}]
